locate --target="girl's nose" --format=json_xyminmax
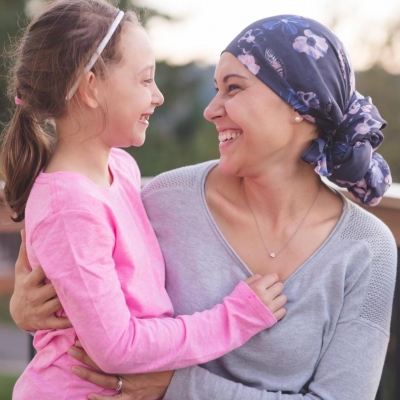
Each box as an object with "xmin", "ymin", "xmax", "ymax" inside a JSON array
[{"xmin": 152, "ymin": 83, "xmax": 164, "ymax": 106}]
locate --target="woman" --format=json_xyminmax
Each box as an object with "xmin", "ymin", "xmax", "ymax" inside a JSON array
[{"xmin": 10, "ymin": 15, "xmax": 397, "ymax": 400}]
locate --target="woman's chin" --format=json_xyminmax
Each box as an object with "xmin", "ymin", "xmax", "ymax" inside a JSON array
[{"xmin": 218, "ymin": 156, "xmax": 241, "ymax": 177}]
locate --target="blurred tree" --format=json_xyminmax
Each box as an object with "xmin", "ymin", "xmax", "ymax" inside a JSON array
[{"xmin": 0, "ymin": 0, "xmax": 27, "ymax": 123}]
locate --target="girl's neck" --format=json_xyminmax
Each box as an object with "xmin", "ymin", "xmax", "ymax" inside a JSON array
[{"xmin": 44, "ymin": 118, "xmax": 112, "ymax": 187}]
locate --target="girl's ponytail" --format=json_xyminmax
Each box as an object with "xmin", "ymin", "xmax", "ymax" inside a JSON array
[{"xmin": 1, "ymin": 106, "xmax": 54, "ymax": 222}]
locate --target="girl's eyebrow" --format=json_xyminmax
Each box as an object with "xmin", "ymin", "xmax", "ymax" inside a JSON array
[
  {"xmin": 214, "ymin": 74, "xmax": 248, "ymax": 84},
  {"xmin": 138, "ymin": 64, "xmax": 154, "ymax": 74}
]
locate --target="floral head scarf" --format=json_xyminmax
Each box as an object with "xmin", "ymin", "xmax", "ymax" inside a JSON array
[{"xmin": 224, "ymin": 15, "xmax": 391, "ymax": 206}]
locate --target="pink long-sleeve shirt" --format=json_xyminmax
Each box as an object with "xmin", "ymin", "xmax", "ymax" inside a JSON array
[{"xmin": 13, "ymin": 149, "xmax": 276, "ymax": 399}]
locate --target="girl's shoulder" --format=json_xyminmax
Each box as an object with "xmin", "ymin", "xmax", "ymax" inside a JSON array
[{"xmin": 110, "ymin": 148, "xmax": 141, "ymax": 189}]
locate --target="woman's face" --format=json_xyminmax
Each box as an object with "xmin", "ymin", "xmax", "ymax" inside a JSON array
[{"xmin": 204, "ymin": 52, "xmax": 305, "ymax": 177}]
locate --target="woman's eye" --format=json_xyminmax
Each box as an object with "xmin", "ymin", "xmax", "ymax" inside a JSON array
[
  {"xmin": 228, "ymin": 84, "xmax": 241, "ymax": 92},
  {"xmin": 144, "ymin": 78, "xmax": 153, "ymax": 84}
]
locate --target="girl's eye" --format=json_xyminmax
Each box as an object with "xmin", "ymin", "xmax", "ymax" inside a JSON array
[{"xmin": 144, "ymin": 78, "xmax": 153, "ymax": 84}]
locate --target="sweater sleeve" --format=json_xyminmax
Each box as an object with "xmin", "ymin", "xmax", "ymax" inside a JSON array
[
  {"xmin": 164, "ymin": 234, "xmax": 397, "ymax": 400},
  {"xmin": 32, "ymin": 210, "xmax": 276, "ymax": 374}
]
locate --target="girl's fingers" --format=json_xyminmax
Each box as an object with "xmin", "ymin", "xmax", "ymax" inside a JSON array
[
  {"xmin": 72, "ymin": 366, "xmax": 118, "ymax": 389},
  {"xmin": 243, "ymin": 274, "xmax": 262, "ymax": 285},
  {"xmin": 273, "ymin": 307, "xmax": 287, "ymax": 321}
]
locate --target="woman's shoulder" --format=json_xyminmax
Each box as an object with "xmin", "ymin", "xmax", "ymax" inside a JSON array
[
  {"xmin": 141, "ymin": 160, "xmax": 218, "ymax": 199},
  {"xmin": 337, "ymin": 198, "xmax": 397, "ymax": 284},
  {"xmin": 340, "ymin": 198, "xmax": 396, "ymax": 250}
]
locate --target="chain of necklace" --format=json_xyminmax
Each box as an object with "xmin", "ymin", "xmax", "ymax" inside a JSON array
[{"xmin": 241, "ymin": 180, "xmax": 322, "ymax": 259}]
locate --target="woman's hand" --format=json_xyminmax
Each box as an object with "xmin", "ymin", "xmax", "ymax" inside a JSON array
[
  {"xmin": 68, "ymin": 344, "xmax": 173, "ymax": 400},
  {"xmin": 9, "ymin": 229, "xmax": 72, "ymax": 331}
]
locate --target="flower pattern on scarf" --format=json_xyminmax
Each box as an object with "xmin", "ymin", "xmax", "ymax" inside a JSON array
[
  {"xmin": 262, "ymin": 16, "xmax": 309, "ymax": 34},
  {"xmin": 280, "ymin": 88, "xmax": 309, "ymax": 112},
  {"xmin": 237, "ymin": 54, "xmax": 260, "ymax": 75},
  {"xmin": 238, "ymin": 29, "xmax": 266, "ymax": 53},
  {"xmin": 293, "ymin": 30, "xmax": 329, "ymax": 60},
  {"xmin": 297, "ymin": 91, "xmax": 320, "ymax": 109}
]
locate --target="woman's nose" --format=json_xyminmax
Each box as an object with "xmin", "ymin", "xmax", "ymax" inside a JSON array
[{"xmin": 203, "ymin": 94, "xmax": 223, "ymax": 122}]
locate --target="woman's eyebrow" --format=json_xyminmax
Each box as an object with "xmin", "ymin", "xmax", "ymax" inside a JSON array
[{"xmin": 214, "ymin": 74, "xmax": 248, "ymax": 84}]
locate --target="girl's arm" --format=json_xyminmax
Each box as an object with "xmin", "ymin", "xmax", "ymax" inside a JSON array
[
  {"xmin": 31, "ymin": 210, "xmax": 280, "ymax": 374},
  {"xmin": 10, "ymin": 230, "xmax": 71, "ymax": 332}
]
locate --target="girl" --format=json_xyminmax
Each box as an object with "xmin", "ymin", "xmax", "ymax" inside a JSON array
[{"xmin": 0, "ymin": 1, "xmax": 287, "ymax": 399}]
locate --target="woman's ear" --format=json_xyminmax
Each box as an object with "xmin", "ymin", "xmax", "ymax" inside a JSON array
[
  {"xmin": 294, "ymin": 110, "xmax": 303, "ymax": 123},
  {"xmin": 78, "ymin": 71, "xmax": 100, "ymax": 109}
]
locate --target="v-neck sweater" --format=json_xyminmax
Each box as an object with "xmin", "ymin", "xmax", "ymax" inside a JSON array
[{"xmin": 142, "ymin": 160, "xmax": 398, "ymax": 400}]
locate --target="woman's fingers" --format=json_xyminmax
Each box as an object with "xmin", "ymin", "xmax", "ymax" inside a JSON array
[
  {"xmin": 72, "ymin": 366, "xmax": 118, "ymax": 390},
  {"xmin": 25, "ymin": 265, "xmax": 47, "ymax": 289},
  {"xmin": 88, "ymin": 393, "xmax": 127, "ymax": 400},
  {"xmin": 15, "ymin": 229, "xmax": 32, "ymax": 277},
  {"xmin": 46, "ymin": 315, "xmax": 72, "ymax": 329},
  {"xmin": 68, "ymin": 346, "xmax": 100, "ymax": 370}
]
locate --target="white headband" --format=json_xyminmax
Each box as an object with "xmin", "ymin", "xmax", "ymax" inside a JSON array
[{"xmin": 66, "ymin": 10, "xmax": 125, "ymax": 100}]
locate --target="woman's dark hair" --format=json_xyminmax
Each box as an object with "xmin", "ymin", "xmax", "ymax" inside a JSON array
[{"xmin": 1, "ymin": 0, "xmax": 140, "ymax": 222}]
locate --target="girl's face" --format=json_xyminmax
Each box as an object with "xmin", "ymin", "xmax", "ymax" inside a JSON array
[
  {"xmin": 204, "ymin": 52, "xmax": 304, "ymax": 177},
  {"xmin": 99, "ymin": 26, "xmax": 164, "ymax": 148}
]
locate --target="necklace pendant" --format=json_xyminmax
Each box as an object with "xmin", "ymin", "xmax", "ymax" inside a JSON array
[{"xmin": 269, "ymin": 253, "xmax": 276, "ymax": 258}]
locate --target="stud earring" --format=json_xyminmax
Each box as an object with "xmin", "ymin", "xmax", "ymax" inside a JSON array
[{"xmin": 295, "ymin": 116, "xmax": 301, "ymax": 122}]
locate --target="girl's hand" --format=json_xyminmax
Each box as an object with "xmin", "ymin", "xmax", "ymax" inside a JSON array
[
  {"xmin": 10, "ymin": 229, "xmax": 72, "ymax": 331},
  {"xmin": 244, "ymin": 273, "xmax": 287, "ymax": 321},
  {"xmin": 68, "ymin": 344, "xmax": 173, "ymax": 400}
]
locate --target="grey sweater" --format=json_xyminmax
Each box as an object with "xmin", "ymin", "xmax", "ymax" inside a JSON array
[{"xmin": 141, "ymin": 160, "xmax": 398, "ymax": 400}]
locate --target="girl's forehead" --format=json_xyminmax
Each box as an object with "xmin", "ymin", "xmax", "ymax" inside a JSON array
[{"xmin": 120, "ymin": 27, "xmax": 155, "ymax": 70}]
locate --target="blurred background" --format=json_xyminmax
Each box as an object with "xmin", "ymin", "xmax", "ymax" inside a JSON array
[{"xmin": 0, "ymin": 0, "xmax": 399, "ymax": 399}]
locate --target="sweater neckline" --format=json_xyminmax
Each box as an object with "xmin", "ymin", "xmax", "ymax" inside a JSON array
[{"xmin": 199, "ymin": 160, "xmax": 350, "ymax": 285}]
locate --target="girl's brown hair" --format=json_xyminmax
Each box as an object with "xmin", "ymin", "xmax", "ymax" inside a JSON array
[{"xmin": 0, "ymin": 0, "xmax": 139, "ymax": 222}]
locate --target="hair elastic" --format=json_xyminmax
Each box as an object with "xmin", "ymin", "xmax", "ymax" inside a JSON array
[
  {"xmin": 14, "ymin": 96, "xmax": 22, "ymax": 106},
  {"xmin": 65, "ymin": 10, "xmax": 125, "ymax": 101}
]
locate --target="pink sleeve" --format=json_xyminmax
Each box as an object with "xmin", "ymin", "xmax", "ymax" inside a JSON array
[{"xmin": 32, "ymin": 211, "xmax": 276, "ymax": 374}]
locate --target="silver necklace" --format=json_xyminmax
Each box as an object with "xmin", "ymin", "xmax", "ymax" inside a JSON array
[{"xmin": 241, "ymin": 180, "xmax": 322, "ymax": 259}]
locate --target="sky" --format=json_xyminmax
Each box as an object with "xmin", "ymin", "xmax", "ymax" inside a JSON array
[{"xmin": 139, "ymin": 0, "xmax": 400, "ymax": 72}]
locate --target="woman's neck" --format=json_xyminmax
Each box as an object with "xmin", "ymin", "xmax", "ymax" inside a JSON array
[
  {"xmin": 45, "ymin": 117, "xmax": 112, "ymax": 187},
  {"xmin": 212, "ymin": 160, "xmax": 325, "ymax": 229}
]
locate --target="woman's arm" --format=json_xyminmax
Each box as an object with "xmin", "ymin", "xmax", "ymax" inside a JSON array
[{"xmin": 30, "ymin": 210, "xmax": 282, "ymax": 374}]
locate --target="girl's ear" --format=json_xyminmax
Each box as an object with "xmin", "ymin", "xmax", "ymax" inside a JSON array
[{"xmin": 78, "ymin": 71, "xmax": 100, "ymax": 109}]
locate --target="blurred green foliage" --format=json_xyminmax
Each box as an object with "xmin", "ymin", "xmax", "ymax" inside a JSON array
[
  {"xmin": 0, "ymin": 0, "xmax": 398, "ymax": 180},
  {"xmin": 0, "ymin": 374, "xmax": 18, "ymax": 400}
]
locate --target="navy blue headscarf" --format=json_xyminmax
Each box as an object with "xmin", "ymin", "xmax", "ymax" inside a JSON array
[{"xmin": 224, "ymin": 15, "xmax": 391, "ymax": 206}]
